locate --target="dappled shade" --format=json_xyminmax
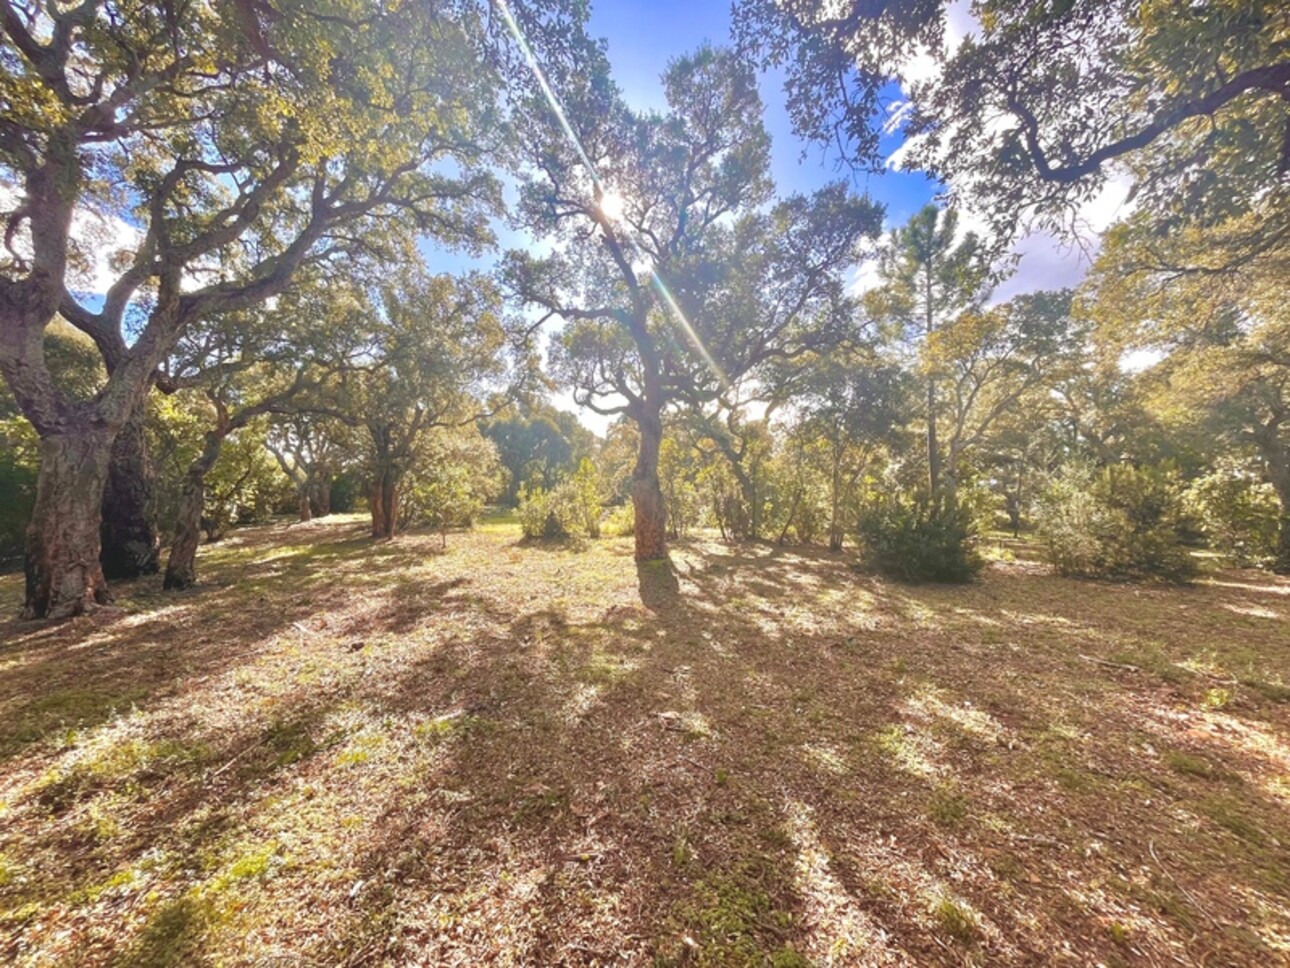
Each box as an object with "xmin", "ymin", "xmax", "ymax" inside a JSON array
[{"xmin": 1, "ymin": 517, "xmax": 1287, "ymax": 964}]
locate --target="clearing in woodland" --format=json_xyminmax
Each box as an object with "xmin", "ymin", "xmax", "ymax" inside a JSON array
[{"xmin": 0, "ymin": 515, "xmax": 1287, "ymax": 966}]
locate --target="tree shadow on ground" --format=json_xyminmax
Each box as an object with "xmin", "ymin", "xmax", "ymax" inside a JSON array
[{"xmin": 0, "ymin": 521, "xmax": 1287, "ymax": 966}]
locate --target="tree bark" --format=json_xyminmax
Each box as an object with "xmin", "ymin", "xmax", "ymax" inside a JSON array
[
  {"xmin": 313, "ymin": 478, "xmax": 331, "ymax": 517},
  {"xmin": 23, "ymin": 426, "xmax": 115, "ymax": 618},
  {"xmin": 100, "ymin": 409, "xmax": 160, "ymax": 578},
  {"xmin": 369, "ymin": 468, "xmax": 399, "ymax": 539},
  {"xmin": 1254, "ymin": 424, "xmax": 1290, "ymax": 574},
  {"xmin": 299, "ymin": 493, "xmax": 313, "ymax": 522},
  {"xmin": 927, "ymin": 376, "xmax": 942, "ymax": 499},
  {"xmin": 632, "ymin": 408, "xmax": 667, "ymax": 560},
  {"xmin": 163, "ymin": 432, "xmax": 223, "ymax": 590},
  {"xmin": 1259, "ymin": 459, "xmax": 1290, "ymax": 573},
  {"xmin": 829, "ymin": 445, "xmax": 844, "ymax": 552}
]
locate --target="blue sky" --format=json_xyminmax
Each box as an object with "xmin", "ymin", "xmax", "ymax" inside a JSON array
[
  {"xmin": 424, "ymin": 0, "xmax": 941, "ymax": 275},
  {"xmin": 586, "ymin": 0, "xmax": 938, "ymax": 221},
  {"xmin": 420, "ymin": 0, "xmax": 1118, "ymax": 429}
]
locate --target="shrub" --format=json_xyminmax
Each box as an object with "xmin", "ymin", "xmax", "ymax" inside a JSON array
[
  {"xmin": 854, "ymin": 495, "xmax": 982, "ymax": 582},
  {"xmin": 1036, "ymin": 462, "xmax": 1197, "ymax": 581},
  {"xmin": 603, "ymin": 503, "xmax": 635, "ymax": 537},
  {"xmin": 399, "ymin": 428, "xmax": 504, "ymax": 538},
  {"xmin": 1186, "ymin": 459, "xmax": 1279, "ymax": 566},
  {"xmin": 517, "ymin": 459, "xmax": 603, "ymax": 540},
  {"xmin": 0, "ymin": 418, "xmax": 38, "ymax": 562}
]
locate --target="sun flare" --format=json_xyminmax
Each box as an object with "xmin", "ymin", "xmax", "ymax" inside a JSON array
[{"xmin": 598, "ymin": 189, "xmax": 625, "ymax": 221}]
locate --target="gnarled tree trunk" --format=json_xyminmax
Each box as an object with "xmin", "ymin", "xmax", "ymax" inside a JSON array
[
  {"xmin": 164, "ymin": 432, "xmax": 224, "ymax": 590},
  {"xmin": 368, "ymin": 456, "xmax": 402, "ymax": 540},
  {"xmin": 101, "ymin": 409, "xmax": 160, "ymax": 578},
  {"xmin": 312, "ymin": 478, "xmax": 331, "ymax": 517},
  {"xmin": 632, "ymin": 408, "xmax": 667, "ymax": 560},
  {"xmin": 23, "ymin": 426, "xmax": 115, "ymax": 619}
]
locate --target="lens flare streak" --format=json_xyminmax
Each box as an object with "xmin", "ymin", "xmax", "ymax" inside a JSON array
[
  {"xmin": 649, "ymin": 273, "xmax": 730, "ymax": 390},
  {"xmin": 493, "ymin": 0, "xmax": 732, "ymax": 393}
]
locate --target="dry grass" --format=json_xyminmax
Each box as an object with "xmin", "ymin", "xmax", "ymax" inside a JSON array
[{"xmin": 0, "ymin": 513, "xmax": 1287, "ymax": 966}]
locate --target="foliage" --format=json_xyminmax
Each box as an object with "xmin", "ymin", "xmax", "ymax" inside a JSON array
[
  {"xmin": 1036, "ymin": 463, "xmax": 1198, "ymax": 582},
  {"xmin": 399, "ymin": 428, "xmax": 504, "ymax": 538},
  {"xmin": 202, "ymin": 426, "xmax": 293, "ymax": 539},
  {"xmin": 1186, "ymin": 459, "xmax": 1281, "ymax": 567},
  {"xmin": 147, "ymin": 394, "xmax": 289, "ymax": 542},
  {"xmin": 0, "ymin": 418, "xmax": 37, "ymax": 562},
  {"xmin": 658, "ymin": 436, "xmax": 704, "ymax": 539},
  {"xmin": 602, "ymin": 504, "xmax": 636, "ymax": 538},
  {"xmin": 483, "ymin": 407, "xmax": 595, "ymax": 505},
  {"xmin": 517, "ymin": 459, "xmax": 604, "ymax": 540},
  {"xmin": 854, "ymin": 491, "xmax": 982, "ymax": 583},
  {"xmin": 738, "ymin": 0, "xmax": 1290, "ymax": 256}
]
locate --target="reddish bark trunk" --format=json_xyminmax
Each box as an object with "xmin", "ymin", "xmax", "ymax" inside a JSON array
[
  {"xmin": 631, "ymin": 409, "xmax": 667, "ymax": 560},
  {"xmin": 370, "ymin": 472, "xmax": 399, "ymax": 539},
  {"xmin": 23, "ymin": 427, "xmax": 114, "ymax": 618}
]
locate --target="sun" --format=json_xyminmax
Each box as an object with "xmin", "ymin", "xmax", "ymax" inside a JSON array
[{"xmin": 598, "ymin": 189, "xmax": 625, "ymax": 221}]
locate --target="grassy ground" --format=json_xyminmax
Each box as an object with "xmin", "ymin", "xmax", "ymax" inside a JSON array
[{"xmin": 0, "ymin": 514, "xmax": 1287, "ymax": 967}]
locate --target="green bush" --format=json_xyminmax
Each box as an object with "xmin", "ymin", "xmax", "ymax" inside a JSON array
[
  {"xmin": 603, "ymin": 503, "xmax": 635, "ymax": 537},
  {"xmin": 1186, "ymin": 459, "xmax": 1279, "ymax": 567},
  {"xmin": 854, "ymin": 495, "xmax": 982, "ymax": 582},
  {"xmin": 399, "ymin": 429, "xmax": 502, "ymax": 537},
  {"xmin": 1036, "ymin": 463, "xmax": 1197, "ymax": 581},
  {"xmin": 517, "ymin": 459, "xmax": 603, "ymax": 540},
  {"xmin": 0, "ymin": 418, "xmax": 38, "ymax": 562}
]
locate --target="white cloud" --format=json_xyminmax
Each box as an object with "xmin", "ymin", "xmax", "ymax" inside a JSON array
[
  {"xmin": 987, "ymin": 173, "xmax": 1135, "ymax": 302},
  {"xmin": 895, "ymin": 0, "xmax": 974, "ymax": 93},
  {"xmin": 2, "ymin": 182, "xmax": 141, "ymax": 297}
]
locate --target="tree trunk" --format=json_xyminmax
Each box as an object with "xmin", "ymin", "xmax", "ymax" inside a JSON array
[
  {"xmin": 1268, "ymin": 470, "xmax": 1290, "ymax": 575},
  {"xmin": 829, "ymin": 447, "xmax": 844, "ymax": 552},
  {"xmin": 369, "ymin": 481, "xmax": 383, "ymax": 537},
  {"xmin": 314, "ymin": 478, "xmax": 331, "ymax": 517},
  {"xmin": 1254, "ymin": 428, "xmax": 1290, "ymax": 574},
  {"xmin": 927, "ymin": 377, "xmax": 942, "ymax": 499},
  {"xmin": 299, "ymin": 493, "xmax": 313, "ymax": 522},
  {"xmin": 23, "ymin": 426, "xmax": 115, "ymax": 618},
  {"xmin": 632, "ymin": 409, "xmax": 667, "ymax": 560},
  {"xmin": 380, "ymin": 478, "xmax": 399, "ymax": 538},
  {"xmin": 1274, "ymin": 511, "xmax": 1290, "ymax": 575},
  {"xmin": 370, "ymin": 468, "xmax": 399, "ymax": 539},
  {"xmin": 164, "ymin": 432, "xmax": 223, "ymax": 590},
  {"xmin": 100, "ymin": 409, "xmax": 160, "ymax": 578}
]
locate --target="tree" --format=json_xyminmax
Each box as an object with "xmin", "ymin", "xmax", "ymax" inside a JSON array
[
  {"xmin": 334, "ymin": 271, "xmax": 516, "ymax": 541},
  {"xmin": 0, "ymin": 319, "xmax": 101, "ymax": 558},
  {"xmin": 505, "ymin": 43, "xmax": 878, "ymax": 559},
  {"xmin": 736, "ymin": 1, "xmax": 1290, "ymax": 253},
  {"xmin": 793, "ymin": 351, "xmax": 909, "ymax": 550},
  {"xmin": 928, "ymin": 289, "xmax": 1079, "ymax": 493},
  {"xmin": 1, "ymin": 0, "xmax": 504, "ymax": 617},
  {"xmin": 865, "ymin": 205, "xmax": 990, "ymax": 501},
  {"xmin": 1087, "ymin": 217, "xmax": 1290, "ymax": 571},
  {"xmin": 482, "ymin": 404, "xmax": 594, "ymax": 505},
  {"xmin": 398, "ymin": 424, "xmax": 503, "ymax": 547},
  {"xmin": 155, "ymin": 283, "xmax": 339, "ymax": 589},
  {"xmin": 268, "ymin": 413, "xmax": 349, "ymax": 522}
]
